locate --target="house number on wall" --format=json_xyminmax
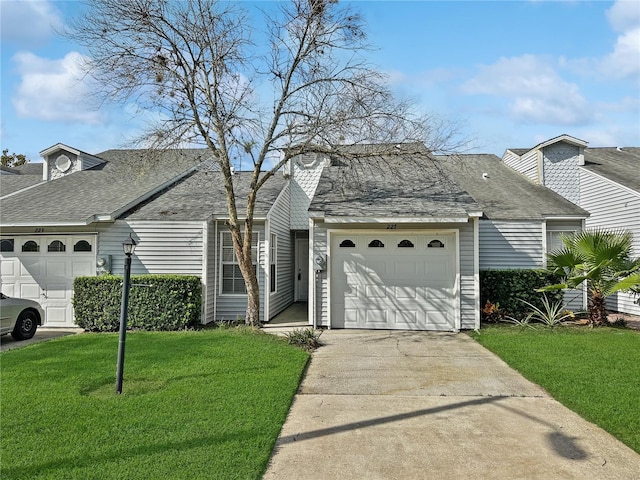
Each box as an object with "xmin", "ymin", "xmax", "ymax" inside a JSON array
[
  {"xmin": 386, "ymin": 224, "xmax": 397, "ymax": 230},
  {"xmin": 34, "ymin": 228, "xmax": 45, "ymax": 233}
]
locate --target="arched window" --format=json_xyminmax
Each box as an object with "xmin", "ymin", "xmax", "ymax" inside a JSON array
[
  {"xmin": 339, "ymin": 239, "xmax": 356, "ymax": 248},
  {"xmin": 0, "ymin": 239, "xmax": 14, "ymax": 252},
  {"xmin": 397, "ymin": 239, "xmax": 414, "ymax": 248},
  {"xmin": 22, "ymin": 241, "xmax": 39, "ymax": 252},
  {"xmin": 74, "ymin": 240, "xmax": 92, "ymax": 252},
  {"xmin": 48, "ymin": 240, "xmax": 66, "ymax": 252},
  {"xmin": 428, "ymin": 239, "xmax": 445, "ymax": 248},
  {"xmin": 368, "ymin": 239, "xmax": 385, "ymax": 248}
]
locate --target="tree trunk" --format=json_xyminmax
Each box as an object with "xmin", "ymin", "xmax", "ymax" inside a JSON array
[
  {"xmin": 244, "ymin": 265, "xmax": 261, "ymax": 326},
  {"xmin": 587, "ymin": 291, "xmax": 608, "ymax": 326}
]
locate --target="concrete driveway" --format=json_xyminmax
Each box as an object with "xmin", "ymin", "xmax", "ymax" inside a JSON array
[
  {"xmin": 263, "ymin": 330, "xmax": 640, "ymax": 479},
  {"xmin": 0, "ymin": 327, "xmax": 83, "ymax": 352}
]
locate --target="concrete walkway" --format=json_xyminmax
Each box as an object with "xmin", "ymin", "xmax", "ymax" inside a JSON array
[
  {"xmin": 0, "ymin": 327, "xmax": 83, "ymax": 352},
  {"xmin": 263, "ymin": 330, "xmax": 640, "ymax": 479}
]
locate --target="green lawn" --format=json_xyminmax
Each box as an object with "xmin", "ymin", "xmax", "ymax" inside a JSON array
[
  {"xmin": 470, "ymin": 326, "xmax": 640, "ymax": 453},
  {"xmin": 1, "ymin": 330, "xmax": 309, "ymax": 480}
]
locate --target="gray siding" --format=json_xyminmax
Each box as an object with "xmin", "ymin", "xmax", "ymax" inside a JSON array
[
  {"xmin": 214, "ymin": 222, "xmax": 267, "ymax": 321},
  {"xmin": 542, "ymin": 142, "xmax": 580, "ymax": 205},
  {"xmin": 580, "ymin": 169, "xmax": 640, "ymax": 315},
  {"xmin": 479, "ymin": 220, "xmax": 543, "ymax": 269},
  {"xmin": 314, "ymin": 222, "xmax": 477, "ymax": 330},
  {"xmin": 205, "ymin": 220, "xmax": 216, "ymax": 323},
  {"xmin": 504, "ymin": 150, "xmax": 539, "ymax": 183},
  {"xmin": 267, "ymin": 183, "xmax": 294, "ymax": 318},
  {"xmin": 96, "ymin": 220, "xmax": 208, "ymax": 321}
]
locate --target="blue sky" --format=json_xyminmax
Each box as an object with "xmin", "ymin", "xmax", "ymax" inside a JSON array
[{"xmin": 1, "ymin": 0, "xmax": 639, "ymax": 161}]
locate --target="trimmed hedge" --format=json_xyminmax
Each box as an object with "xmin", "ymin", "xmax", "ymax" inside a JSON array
[
  {"xmin": 73, "ymin": 275, "xmax": 201, "ymax": 332},
  {"xmin": 480, "ymin": 269, "xmax": 564, "ymax": 322}
]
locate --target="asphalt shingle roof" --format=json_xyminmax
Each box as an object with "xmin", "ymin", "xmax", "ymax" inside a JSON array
[
  {"xmin": 438, "ymin": 154, "xmax": 589, "ymax": 220},
  {"xmin": 122, "ymin": 170, "xmax": 287, "ymax": 221},
  {"xmin": 1, "ymin": 149, "xmax": 209, "ymax": 226},
  {"xmin": 0, "ymin": 163, "xmax": 44, "ymax": 196},
  {"xmin": 309, "ymin": 149, "xmax": 482, "ymax": 219},
  {"xmin": 583, "ymin": 147, "xmax": 640, "ymax": 192}
]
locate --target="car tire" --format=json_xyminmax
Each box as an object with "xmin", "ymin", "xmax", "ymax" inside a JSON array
[{"xmin": 11, "ymin": 310, "xmax": 39, "ymax": 340}]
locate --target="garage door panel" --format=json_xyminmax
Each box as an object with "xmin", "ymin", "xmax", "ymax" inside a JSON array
[
  {"xmin": 73, "ymin": 260, "xmax": 94, "ymax": 276},
  {"xmin": 1, "ymin": 259, "xmax": 16, "ymax": 276},
  {"xmin": 46, "ymin": 306, "xmax": 69, "ymax": 325},
  {"xmin": 45, "ymin": 284, "xmax": 69, "ymax": 300},
  {"xmin": 331, "ymin": 232, "xmax": 458, "ymax": 331},
  {"xmin": 20, "ymin": 283, "xmax": 40, "ymax": 300}
]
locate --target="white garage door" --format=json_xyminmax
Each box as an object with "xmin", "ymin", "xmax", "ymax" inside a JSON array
[
  {"xmin": 330, "ymin": 232, "xmax": 458, "ymax": 331},
  {"xmin": 0, "ymin": 236, "xmax": 96, "ymax": 327}
]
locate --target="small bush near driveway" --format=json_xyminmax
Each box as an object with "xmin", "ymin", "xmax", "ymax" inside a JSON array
[
  {"xmin": 0, "ymin": 330, "xmax": 309, "ymax": 480},
  {"xmin": 470, "ymin": 326, "xmax": 640, "ymax": 453}
]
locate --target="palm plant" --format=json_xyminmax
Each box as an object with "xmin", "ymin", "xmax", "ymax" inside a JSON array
[{"xmin": 541, "ymin": 229, "xmax": 640, "ymax": 326}]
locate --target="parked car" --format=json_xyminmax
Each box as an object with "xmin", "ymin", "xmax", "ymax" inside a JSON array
[{"xmin": 0, "ymin": 293, "xmax": 44, "ymax": 340}]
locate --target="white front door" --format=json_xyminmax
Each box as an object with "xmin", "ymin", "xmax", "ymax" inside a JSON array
[
  {"xmin": 330, "ymin": 232, "xmax": 458, "ymax": 331},
  {"xmin": 0, "ymin": 235, "xmax": 96, "ymax": 327},
  {"xmin": 295, "ymin": 238, "xmax": 309, "ymax": 301}
]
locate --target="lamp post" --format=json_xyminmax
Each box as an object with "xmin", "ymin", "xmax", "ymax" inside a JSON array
[{"xmin": 116, "ymin": 234, "xmax": 137, "ymax": 394}]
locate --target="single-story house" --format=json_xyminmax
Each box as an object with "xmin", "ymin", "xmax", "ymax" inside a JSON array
[
  {"xmin": 503, "ymin": 134, "xmax": 640, "ymax": 315},
  {"xmin": 1, "ymin": 141, "xmax": 589, "ymax": 330}
]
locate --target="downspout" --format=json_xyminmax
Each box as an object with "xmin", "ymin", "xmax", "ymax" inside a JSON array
[{"xmin": 213, "ymin": 220, "xmax": 218, "ymax": 322}]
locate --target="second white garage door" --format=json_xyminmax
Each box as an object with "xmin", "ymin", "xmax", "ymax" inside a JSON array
[{"xmin": 330, "ymin": 232, "xmax": 459, "ymax": 331}]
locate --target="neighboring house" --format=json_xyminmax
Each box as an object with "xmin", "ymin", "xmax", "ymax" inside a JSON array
[
  {"xmin": 0, "ymin": 141, "xmax": 588, "ymax": 330},
  {"xmin": 503, "ymin": 135, "xmax": 640, "ymax": 315}
]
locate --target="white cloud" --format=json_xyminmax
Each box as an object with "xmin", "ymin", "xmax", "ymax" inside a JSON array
[
  {"xmin": 0, "ymin": 0, "xmax": 64, "ymax": 46},
  {"xmin": 606, "ymin": 0, "xmax": 640, "ymax": 33},
  {"xmin": 461, "ymin": 55, "xmax": 593, "ymax": 126},
  {"xmin": 12, "ymin": 51, "xmax": 105, "ymax": 124},
  {"xmin": 600, "ymin": 1, "xmax": 640, "ymax": 80}
]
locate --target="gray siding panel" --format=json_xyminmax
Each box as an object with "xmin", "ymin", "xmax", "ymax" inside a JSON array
[
  {"xmin": 546, "ymin": 219, "xmax": 586, "ymax": 312},
  {"xmin": 268, "ymin": 183, "xmax": 294, "ymax": 319},
  {"xmin": 580, "ymin": 169, "xmax": 640, "ymax": 315},
  {"xmin": 96, "ymin": 220, "xmax": 208, "ymax": 321},
  {"xmin": 479, "ymin": 221, "xmax": 543, "ymax": 269}
]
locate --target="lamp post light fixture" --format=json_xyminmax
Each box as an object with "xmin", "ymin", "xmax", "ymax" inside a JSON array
[{"xmin": 115, "ymin": 234, "xmax": 137, "ymax": 394}]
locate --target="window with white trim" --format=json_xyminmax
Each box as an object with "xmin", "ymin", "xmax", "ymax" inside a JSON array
[
  {"xmin": 547, "ymin": 230, "xmax": 577, "ymax": 255},
  {"xmin": 220, "ymin": 231, "xmax": 258, "ymax": 294},
  {"xmin": 270, "ymin": 234, "xmax": 277, "ymax": 293}
]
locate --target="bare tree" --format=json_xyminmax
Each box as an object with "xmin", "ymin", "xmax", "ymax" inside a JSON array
[{"xmin": 66, "ymin": 0, "xmax": 464, "ymax": 326}]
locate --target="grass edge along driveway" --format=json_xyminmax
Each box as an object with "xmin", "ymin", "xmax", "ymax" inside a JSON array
[
  {"xmin": 0, "ymin": 330, "xmax": 309, "ymax": 480},
  {"xmin": 470, "ymin": 326, "xmax": 640, "ymax": 454}
]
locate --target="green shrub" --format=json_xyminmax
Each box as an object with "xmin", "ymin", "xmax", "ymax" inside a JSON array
[
  {"xmin": 73, "ymin": 275, "xmax": 201, "ymax": 331},
  {"xmin": 284, "ymin": 328, "xmax": 324, "ymax": 351},
  {"xmin": 480, "ymin": 270, "xmax": 564, "ymax": 323}
]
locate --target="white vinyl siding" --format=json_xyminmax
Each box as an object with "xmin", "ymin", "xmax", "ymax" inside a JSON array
[
  {"xmin": 580, "ymin": 169, "xmax": 640, "ymax": 315},
  {"xmin": 479, "ymin": 220, "xmax": 543, "ymax": 269},
  {"xmin": 267, "ymin": 184, "xmax": 294, "ymax": 319},
  {"xmin": 505, "ymin": 150, "xmax": 539, "ymax": 183},
  {"xmin": 96, "ymin": 221, "xmax": 207, "ymax": 322}
]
